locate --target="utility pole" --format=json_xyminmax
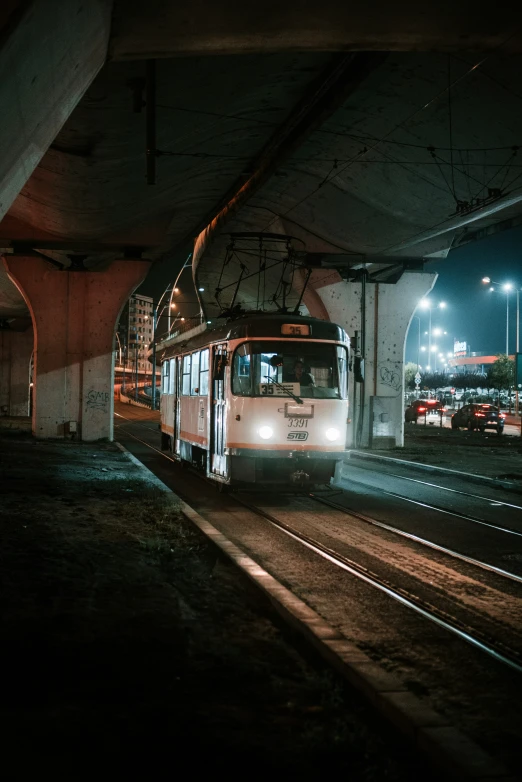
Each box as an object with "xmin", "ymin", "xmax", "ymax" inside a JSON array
[
  {"xmin": 506, "ymin": 293, "xmax": 510, "ymax": 355},
  {"xmin": 151, "ymin": 304, "xmax": 158, "ymax": 410},
  {"xmin": 515, "ymin": 288, "xmax": 522, "ymax": 420}
]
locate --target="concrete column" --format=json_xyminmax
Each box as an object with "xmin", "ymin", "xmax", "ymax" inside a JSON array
[
  {"xmin": 311, "ymin": 271, "xmax": 437, "ymax": 448},
  {"xmin": 0, "ymin": 0, "xmax": 112, "ymax": 221},
  {"xmin": 0, "ymin": 326, "xmax": 33, "ymax": 416},
  {"xmin": 3, "ymin": 257, "xmax": 150, "ymax": 441}
]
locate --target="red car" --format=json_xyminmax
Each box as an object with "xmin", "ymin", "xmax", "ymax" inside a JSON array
[{"xmin": 405, "ymin": 399, "xmax": 445, "ymax": 423}]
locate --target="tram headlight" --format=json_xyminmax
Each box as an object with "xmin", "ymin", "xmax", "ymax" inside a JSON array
[
  {"xmin": 259, "ymin": 425, "xmax": 274, "ymax": 440},
  {"xmin": 325, "ymin": 427, "xmax": 340, "ymax": 442}
]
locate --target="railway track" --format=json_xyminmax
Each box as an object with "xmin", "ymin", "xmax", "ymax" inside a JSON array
[
  {"xmin": 233, "ymin": 493, "xmax": 522, "ymax": 675},
  {"xmin": 346, "ymin": 460, "xmax": 522, "ymax": 513},
  {"xmin": 115, "ymin": 418, "xmax": 522, "ymax": 678},
  {"xmin": 310, "ymin": 489, "xmax": 522, "ymax": 582}
]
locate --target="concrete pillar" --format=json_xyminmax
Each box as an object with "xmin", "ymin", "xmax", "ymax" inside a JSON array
[
  {"xmin": 3, "ymin": 256, "xmax": 150, "ymax": 441},
  {"xmin": 0, "ymin": 326, "xmax": 33, "ymax": 416},
  {"xmin": 0, "ymin": 0, "xmax": 111, "ymax": 221},
  {"xmin": 311, "ymin": 271, "xmax": 437, "ymax": 448}
]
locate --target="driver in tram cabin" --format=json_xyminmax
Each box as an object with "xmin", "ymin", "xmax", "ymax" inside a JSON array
[{"xmin": 286, "ymin": 359, "xmax": 315, "ymax": 386}]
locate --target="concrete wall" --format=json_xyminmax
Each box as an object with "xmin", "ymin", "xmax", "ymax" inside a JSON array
[
  {"xmin": 3, "ymin": 256, "xmax": 150, "ymax": 441},
  {"xmin": 315, "ymin": 272, "xmax": 437, "ymax": 448}
]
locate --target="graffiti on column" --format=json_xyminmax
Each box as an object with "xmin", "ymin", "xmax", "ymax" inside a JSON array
[
  {"xmin": 86, "ymin": 389, "xmax": 109, "ymax": 411},
  {"xmin": 379, "ymin": 365, "xmax": 402, "ymax": 393}
]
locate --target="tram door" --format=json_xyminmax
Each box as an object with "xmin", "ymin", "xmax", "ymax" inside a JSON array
[{"xmin": 210, "ymin": 344, "xmax": 228, "ymax": 477}]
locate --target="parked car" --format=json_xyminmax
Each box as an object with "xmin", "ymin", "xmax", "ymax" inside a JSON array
[
  {"xmin": 405, "ymin": 399, "xmax": 445, "ymax": 424},
  {"xmin": 451, "ymin": 404, "xmax": 505, "ymax": 434}
]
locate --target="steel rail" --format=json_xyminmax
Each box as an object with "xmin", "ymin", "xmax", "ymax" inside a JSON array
[
  {"xmin": 232, "ymin": 495, "xmax": 522, "ymax": 675},
  {"xmin": 336, "ymin": 474, "xmax": 522, "ymax": 538},
  {"xmin": 348, "ymin": 461, "xmax": 522, "ymax": 511},
  {"xmin": 310, "ymin": 491, "xmax": 522, "ymax": 584}
]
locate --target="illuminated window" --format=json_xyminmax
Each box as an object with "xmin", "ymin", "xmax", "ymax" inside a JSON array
[
  {"xmin": 191, "ymin": 351, "xmax": 200, "ymax": 395},
  {"xmin": 169, "ymin": 359, "xmax": 176, "ymax": 394},
  {"xmin": 232, "ymin": 341, "xmax": 348, "ymax": 399},
  {"xmin": 182, "ymin": 355, "xmax": 191, "ymax": 395},
  {"xmin": 199, "ymin": 349, "xmax": 209, "ymax": 395},
  {"xmin": 162, "ymin": 361, "xmax": 169, "ymax": 394}
]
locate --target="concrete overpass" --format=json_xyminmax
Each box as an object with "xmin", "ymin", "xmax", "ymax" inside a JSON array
[{"xmin": 1, "ymin": 0, "xmax": 522, "ymax": 443}]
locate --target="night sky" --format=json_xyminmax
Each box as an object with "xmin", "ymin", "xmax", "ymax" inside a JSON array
[{"xmin": 405, "ymin": 225, "xmax": 522, "ymax": 366}]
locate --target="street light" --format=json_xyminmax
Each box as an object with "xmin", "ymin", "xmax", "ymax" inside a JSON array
[
  {"xmin": 483, "ymin": 276, "xmax": 522, "ymax": 417},
  {"xmin": 419, "ymin": 299, "xmax": 447, "ymax": 359},
  {"xmin": 482, "ymin": 277, "xmax": 519, "ymax": 355}
]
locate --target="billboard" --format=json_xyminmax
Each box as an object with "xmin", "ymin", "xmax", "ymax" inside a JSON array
[{"xmin": 453, "ymin": 340, "xmax": 467, "ymax": 357}]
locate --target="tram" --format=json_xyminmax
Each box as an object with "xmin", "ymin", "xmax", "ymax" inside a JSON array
[{"xmin": 158, "ymin": 312, "xmax": 349, "ymax": 488}]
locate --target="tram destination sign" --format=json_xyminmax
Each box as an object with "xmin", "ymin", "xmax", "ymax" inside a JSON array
[{"xmin": 281, "ymin": 324, "xmax": 310, "ymax": 336}]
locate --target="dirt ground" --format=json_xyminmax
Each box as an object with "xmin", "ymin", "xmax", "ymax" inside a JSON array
[
  {"xmin": 0, "ymin": 433, "xmax": 430, "ymax": 778},
  {"xmin": 365, "ymin": 425, "xmax": 522, "ymax": 482}
]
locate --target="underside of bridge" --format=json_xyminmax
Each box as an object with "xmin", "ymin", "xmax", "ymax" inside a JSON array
[{"xmin": 1, "ymin": 1, "xmax": 521, "ymax": 441}]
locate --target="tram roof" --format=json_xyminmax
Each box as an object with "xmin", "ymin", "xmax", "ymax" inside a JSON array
[{"xmin": 157, "ymin": 313, "xmax": 348, "ymax": 359}]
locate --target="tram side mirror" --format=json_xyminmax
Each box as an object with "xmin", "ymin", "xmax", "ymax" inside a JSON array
[
  {"xmin": 354, "ymin": 356, "xmax": 364, "ymax": 383},
  {"xmin": 213, "ymin": 352, "xmax": 228, "ymax": 380}
]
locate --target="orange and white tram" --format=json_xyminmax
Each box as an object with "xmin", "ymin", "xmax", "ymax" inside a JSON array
[{"xmin": 158, "ymin": 313, "xmax": 349, "ymax": 488}]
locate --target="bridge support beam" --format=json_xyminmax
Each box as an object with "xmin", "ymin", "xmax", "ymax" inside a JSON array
[
  {"xmin": 0, "ymin": 0, "xmax": 111, "ymax": 222},
  {"xmin": 311, "ymin": 271, "xmax": 437, "ymax": 449},
  {"xmin": 3, "ymin": 256, "xmax": 150, "ymax": 441},
  {"xmin": 0, "ymin": 326, "xmax": 33, "ymax": 417}
]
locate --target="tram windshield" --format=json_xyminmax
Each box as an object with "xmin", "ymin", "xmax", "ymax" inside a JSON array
[{"xmin": 232, "ymin": 341, "xmax": 348, "ymax": 399}]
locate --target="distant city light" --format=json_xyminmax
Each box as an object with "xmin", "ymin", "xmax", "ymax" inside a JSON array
[
  {"xmin": 170, "ymin": 303, "xmax": 176, "ymax": 309},
  {"xmin": 419, "ymin": 299, "xmax": 431, "ymax": 309},
  {"xmin": 447, "ymin": 352, "xmax": 452, "ymax": 358},
  {"xmin": 503, "ymin": 283, "xmax": 513, "ymax": 291},
  {"xmin": 432, "ymin": 327, "xmax": 442, "ymax": 336},
  {"xmin": 174, "ymin": 287, "xmax": 180, "ymax": 293},
  {"xmin": 482, "ymin": 277, "xmax": 491, "ymax": 284},
  {"xmin": 439, "ymin": 301, "xmax": 447, "ymax": 309},
  {"xmin": 198, "ymin": 287, "xmax": 205, "ymax": 291},
  {"xmin": 420, "ymin": 346, "xmax": 426, "ymax": 352},
  {"xmin": 426, "ymin": 365, "xmax": 431, "ymax": 371},
  {"xmin": 430, "ymin": 345, "xmax": 437, "ymax": 352}
]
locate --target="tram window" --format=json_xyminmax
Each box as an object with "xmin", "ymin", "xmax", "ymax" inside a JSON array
[
  {"xmin": 162, "ymin": 361, "xmax": 169, "ymax": 394},
  {"xmin": 337, "ymin": 346, "xmax": 348, "ymax": 397},
  {"xmin": 232, "ymin": 344, "xmax": 251, "ymax": 396},
  {"xmin": 199, "ymin": 349, "xmax": 209, "ymax": 395},
  {"xmin": 182, "ymin": 355, "xmax": 191, "ymax": 395},
  {"xmin": 191, "ymin": 351, "xmax": 200, "ymax": 395},
  {"xmin": 168, "ymin": 358, "xmax": 176, "ymax": 394},
  {"xmin": 232, "ymin": 341, "xmax": 348, "ymax": 399}
]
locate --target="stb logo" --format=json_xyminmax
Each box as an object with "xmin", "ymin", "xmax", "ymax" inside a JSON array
[{"xmin": 287, "ymin": 431, "xmax": 308, "ymax": 441}]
